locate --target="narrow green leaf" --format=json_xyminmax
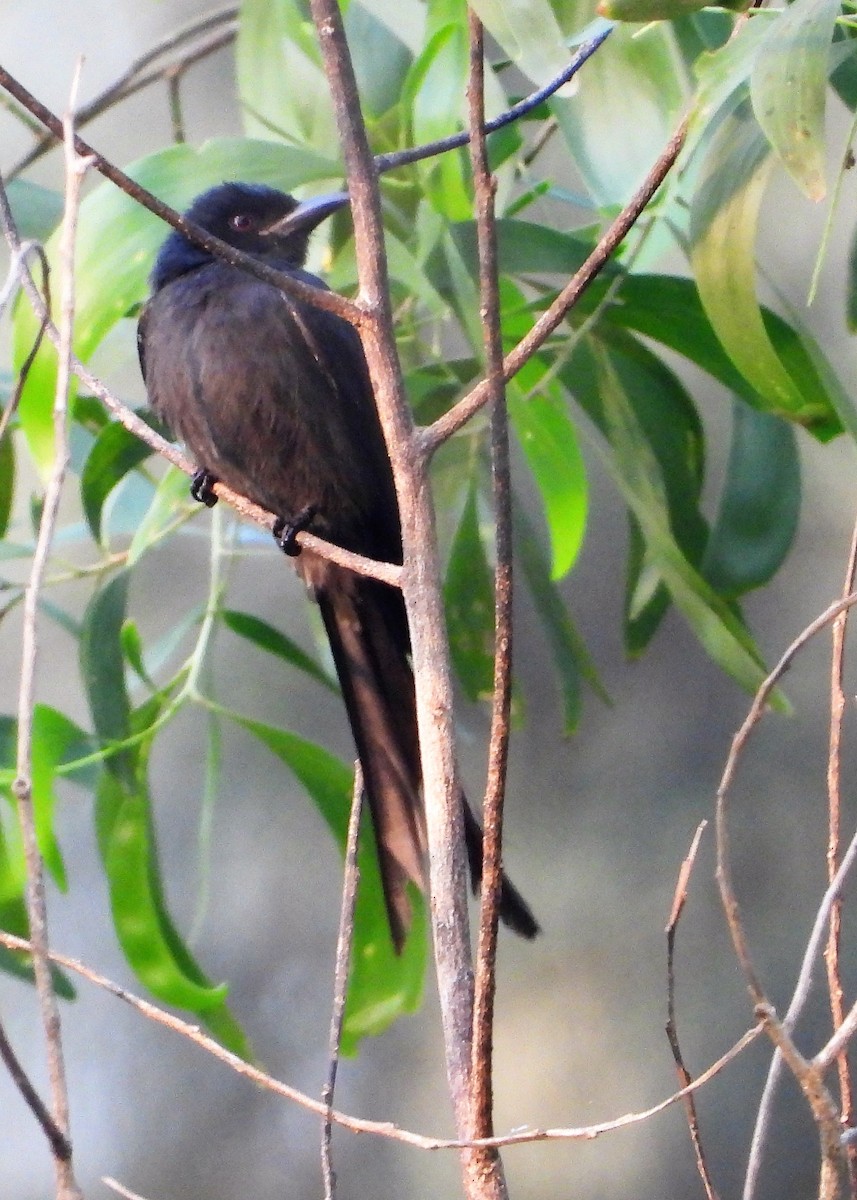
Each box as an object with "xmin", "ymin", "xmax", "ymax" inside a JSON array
[
  {"xmin": 702, "ymin": 401, "xmax": 801, "ymax": 596},
  {"xmin": 469, "ymin": 0, "xmax": 577, "ymax": 86},
  {"xmin": 5, "ymin": 180, "xmax": 63, "ymax": 241},
  {"xmin": 598, "ymin": 273, "xmax": 843, "ymax": 440},
  {"xmin": 551, "ymin": 23, "xmax": 685, "ymax": 207},
  {"xmin": 508, "ymin": 378, "xmax": 588, "ymax": 582},
  {"xmin": 221, "ymin": 609, "xmax": 337, "ymax": 691},
  {"xmin": 121, "ymin": 620, "xmax": 155, "ymax": 689},
  {"xmin": 232, "ymin": 715, "xmax": 426, "ymax": 1051},
  {"xmin": 514, "ymin": 504, "xmax": 608, "ymax": 734},
  {"xmin": 344, "ymin": 2, "xmax": 413, "ymax": 119},
  {"xmin": 750, "ymin": 0, "xmax": 839, "ymax": 201},
  {"xmin": 96, "ymin": 766, "xmax": 249, "ymax": 1056},
  {"xmin": 444, "ymin": 486, "xmax": 496, "ymax": 702},
  {"xmin": 0, "ymin": 434, "xmax": 13, "ymax": 539},
  {"xmin": 30, "ymin": 706, "xmax": 96, "ymax": 890},
  {"xmin": 81, "ymin": 416, "xmax": 159, "ymax": 544},
  {"xmin": 592, "ymin": 345, "xmax": 783, "ymax": 703},
  {"xmin": 127, "ymin": 466, "xmax": 193, "ymax": 565},
  {"xmin": 79, "ymin": 569, "xmax": 134, "ymax": 785},
  {"xmin": 689, "ymin": 102, "xmax": 813, "ymax": 426}
]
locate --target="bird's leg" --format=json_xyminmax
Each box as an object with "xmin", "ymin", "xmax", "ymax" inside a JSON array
[
  {"xmin": 190, "ymin": 468, "xmax": 219, "ymax": 508},
  {"xmin": 273, "ymin": 504, "xmax": 317, "ymax": 557}
]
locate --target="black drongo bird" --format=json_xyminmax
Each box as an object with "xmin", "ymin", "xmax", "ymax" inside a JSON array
[{"xmin": 137, "ymin": 181, "xmax": 538, "ymax": 950}]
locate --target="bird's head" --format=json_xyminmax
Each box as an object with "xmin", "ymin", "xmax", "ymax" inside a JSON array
[{"xmin": 150, "ymin": 182, "xmax": 350, "ymax": 289}]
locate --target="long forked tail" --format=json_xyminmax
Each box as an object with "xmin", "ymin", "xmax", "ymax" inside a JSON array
[{"xmin": 314, "ymin": 563, "xmax": 539, "ymax": 950}]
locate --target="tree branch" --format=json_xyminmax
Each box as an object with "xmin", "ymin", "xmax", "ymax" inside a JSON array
[
  {"xmin": 466, "ymin": 17, "xmax": 511, "ymax": 1182},
  {"xmin": 10, "ymin": 69, "xmax": 89, "ymax": 1200}
]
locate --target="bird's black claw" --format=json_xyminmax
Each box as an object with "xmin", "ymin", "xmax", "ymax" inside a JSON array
[
  {"xmin": 273, "ymin": 504, "xmax": 317, "ymax": 557},
  {"xmin": 191, "ymin": 469, "xmax": 219, "ymax": 508}
]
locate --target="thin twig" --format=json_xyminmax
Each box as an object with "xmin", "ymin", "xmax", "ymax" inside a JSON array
[
  {"xmin": 713, "ymin": 591, "xmax": 857, "ymax": 1200},
  {"xmin": 321, "ymin": 765, "xmax": 363, "ymax": 1200},
  {"xmin": 466, "ymin": 16, "xmax": 511, "ymax": 1180},
  {"xmin": 102, "ymin": 1178, "xmax": 155, "ymax": 1200},
  {"xmin": 664, "ymin": 821, "xmax": 719, "ymax": 1200},
  {"xmin": 826, "ymin": 516, "xmax": 857, "ymax": 1191},
  {"xmin": 420, "ymin": 115, "xmax": 690, "ymax": 456},
  {"xmin": 0, "ymin": 929, "xmax": 766, "ymax": 1153},
  {"xmin": 0, "ymin": 1013, "xmax": 70, "ymax": 1160},
  {"xmin": 8, "ymin": 7, "xmax": 239, "ymax": 177},
  {"xmin": 10, "ymin": 66, "xmax": 91, "ymax": 1200}
]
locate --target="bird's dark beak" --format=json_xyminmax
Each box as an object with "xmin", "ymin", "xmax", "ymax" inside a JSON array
[{"xmin": 263, "ymin": 191, "xmax": 350, "ymax": 239}]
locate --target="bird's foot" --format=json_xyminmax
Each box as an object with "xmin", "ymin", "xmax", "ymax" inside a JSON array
[
  {"xmin": 273, "ymin": 504, "xmax": 317, "ymax": 557},
  {"xmin": 191, "ymin": 469, "xmax": 219, "ymax": 508}
]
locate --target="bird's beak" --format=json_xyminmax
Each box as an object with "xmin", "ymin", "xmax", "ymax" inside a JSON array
[{"xmin": 263, "ymin": 191, "xmax": 351, "ymax": 239}]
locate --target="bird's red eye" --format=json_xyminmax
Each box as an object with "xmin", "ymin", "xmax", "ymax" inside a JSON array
[{"xmin": 229, "ymin": 213, "xmax": 255, "ymax": 232}]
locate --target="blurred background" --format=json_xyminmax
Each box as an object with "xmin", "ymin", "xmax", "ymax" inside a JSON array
[{"xmin": 3, "ymin": 2, "xmax": 857, "ymax": 1198}]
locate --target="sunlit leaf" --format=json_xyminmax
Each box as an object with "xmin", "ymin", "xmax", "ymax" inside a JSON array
[
  {"xmin": 749, "ymin": 0, "xmax": 839, "ymax": 201},
  {"xmin": 509, "ymin": 378, "xmax": 587, "ymax": 582},
  {"xmin": 233, "ymin": 714, "xmax": 426, "ymax": 1051}
]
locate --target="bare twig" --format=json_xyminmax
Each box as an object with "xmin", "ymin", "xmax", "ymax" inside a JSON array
[
  {"xmin": 321, "ymin": 765, "xmax": 363, "ymax": 1200},
  {"xmin": 10, "ymin": 67, "xmax": 91, "ymax": 1200},
  {"xmin": 102, "ymin": 1178, "xmax": 155, "ymax": 1200},
  {"xmin": 664, "ymin": 821, "xmax": 719, "ymax": 1200},
  {"xmin": 0, "ymin": 1013, "xmax": 70, "ymax": 1160},
  {"xmin": 0, "ymin": 929, "xmax": 766, "ymax": 1154},
  {"xmin": 466, "ymin": 17, "xmax": 511, "ymax": 1182},
  {"xmin": 8, "ymin": 7, "xmax": 239, "ymax": 177},
  {"xmin": 713, "ymin": 591, "xmax": 857, "ymax": 1200},
  {"xmin": 420, "ymin": 116, "xmax": 690, "ymax": 456},
  {"xmin": 826, "ymin": 517, "xmax": 857, "ymax": 1190}
]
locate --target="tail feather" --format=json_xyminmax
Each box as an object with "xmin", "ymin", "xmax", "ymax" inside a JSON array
[{"xmin": 306, "ymin": 555, "xmax": 539, "ymax": 950}]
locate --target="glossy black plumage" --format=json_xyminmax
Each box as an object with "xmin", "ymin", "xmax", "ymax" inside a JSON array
[{"xmin": 138, "ymin": 181, "xmax": 538, "ymax": 949}]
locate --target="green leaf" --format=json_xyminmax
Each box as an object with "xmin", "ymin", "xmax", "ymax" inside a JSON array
[
  {"xmin": 469, "ymin": 0, "xmax": 578, "ymax": 86},
  {"xmin": 591, "ymin": 344, "xmax": 782, "ymax": 702},
  {"xmin": 30, "ymin": 706, "xmax": 96, "ymax": 890},
  {"xmin": 5, "ymin": 179, "xmax": 63, "ymax": 241},
  {"xmin": 408, "ymin": 23, "xmax": 472, "ymax": 220},
  {"xmin": 597, "ymin": 273, "xmax": 845, "ymax": 440},
  {"xmin": 13, "ymin": 138, "xmax": 340, "ymax": 477},
  {"xmin": 237, "ymin": 0, "xmax": 338, "ymax": 150},
  {"xmin": 514, "ymin": 503, "xmax": 608, "ymax": 734},
  {"xmin": 121, "ymin": 620, "xmax": 155, "ymax": 688},
  {"xmin": 749, "ymin": 0, "xmax": 839, "ymax": 201},
  {"xmin": 689, "ymin": 102, "xmax": 815, "ymax": 427},
  {"xmin": 702, "ymin": 401, "xmax": 801, "ymax": 596},
  {"xmin": 80, "ymin": 569, "xmax": 134, "ymax": 785},
  {"xmin": 444, "ymin": 485, "xmax": 496, "ymax": 702},
  {"xmin": 564, "ymin": 330, "xmax": 709, "ymax": 654},
  {"xmin": 127, "ymin": 466, "xmax": 192, "ymax": 565},
  {"xmin": 221, "ymin": 609, "xmax": 337, "ymax": 691},
  {"xmin": 551, "ymin": 23, "xmax": 685, "ymax": 207},
  {"xmin": 508, "ymin": 377, "xmax": 588, "ymax": 582},
  {"xmin": 344, "ymin": 2, "xmax": 413, "ymax": 119},
  {"xmin": 95, "ymin": 765, "xmax": 249, "ymax": 1056},
  {"xmin": 0, "ymin": 433, "xmax": 13, "ymax": 539},
  {"xmin": 81, "ymin": 415, "xmax": 160, "ymax": 544},
  {"xmin": 232, "ymin": 715, "xmax": 426, "ymax": 1051}
]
